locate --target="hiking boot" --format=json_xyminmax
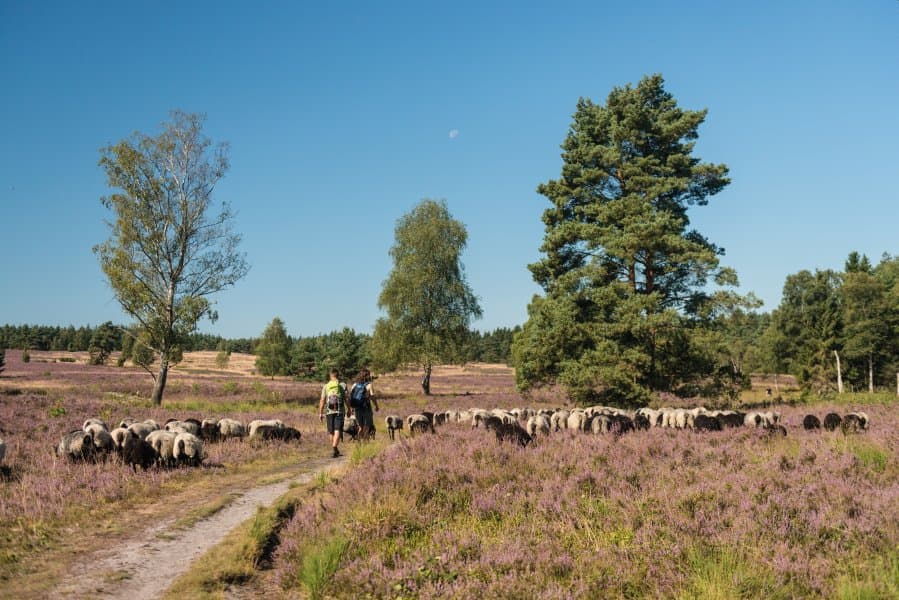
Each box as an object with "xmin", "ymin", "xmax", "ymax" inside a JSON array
[{"xmin": 332, "ymin": 447, "xmax": 340, "ymax": 458}]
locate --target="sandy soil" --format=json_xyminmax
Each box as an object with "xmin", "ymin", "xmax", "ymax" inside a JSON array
[{"xmin": 53, "ymin": 457, "xmax": 345, "ymax": 600}]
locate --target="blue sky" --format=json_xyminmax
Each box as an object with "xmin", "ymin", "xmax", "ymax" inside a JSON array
[{"xmin": 1, "ymin": 1, "xmax": 897, "ymax": 339}]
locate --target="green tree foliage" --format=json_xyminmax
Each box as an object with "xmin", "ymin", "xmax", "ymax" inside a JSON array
[
  {"xmin": 95, "ymin": 111, "xmax": 249, "ymax": 404},
  {"xmin": 21, "ymin": 349, "xmax": 30, "ymax": 363},
  {"xmin": 318, "ymin": 328, "xmax": 371, "ymax": 380},
  {"xmin": 762, "ymin": 270, "xmax": 842, "ymax": 393},
  {"xmin": 372, "ymin": 199, "xmax": 482, "ymax": 394},
  {"xmin": 255, "ymin": 317, "xmax": 290, "ymax": 378},
  {"xmin": 88, "ymin": 321, "xmax": 120, "ymax": 365},
  {"xmin": 513, "ymin": 74, "xmax": 739, "ymax": 405},
  {"xmin": 215, "ymin": 339, "xmax": 231, "ymax": 369}
]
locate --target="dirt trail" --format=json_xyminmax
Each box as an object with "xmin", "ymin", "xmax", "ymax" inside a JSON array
[{"xmin": 54, "ymin": 457, "xmax": 345, "ymax": 600}]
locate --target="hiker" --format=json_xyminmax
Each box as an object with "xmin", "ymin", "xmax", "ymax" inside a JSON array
[
  {"xmin": 318, "ymin": 368, "xmax": 348, "ymax": 458},
  {"xmin": 349, "ymin": 368, "xmax": 378, "ymax": 440}
]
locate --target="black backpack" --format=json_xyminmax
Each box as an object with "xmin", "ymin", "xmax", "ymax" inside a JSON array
[{"xmin": 349, "ymin": 383, "xmax": 367, "ymax": 409}]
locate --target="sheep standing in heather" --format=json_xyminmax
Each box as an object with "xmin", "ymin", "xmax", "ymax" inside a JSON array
[
  {"xmin": 717, "ymin": 412, "xmax": 745, "ymax": 429},
  {"xmin": 173, "ymin": 432, "xmax": 203, "ymax": 467},
  {"xmin": 526, "ymin": 415, "xmax": 551, "ymax": 437},
  {"xmin": 342, "ymin": 416, "xmax": 360, "ymax": 441},
  {"xmin": 823, "ymin": 413, "xmax": 842, "ymax": 431},
  {"xmin": 200, "ymin": 418, "xmax": 220, "ymax": 442},
  {"xmin": 165, "ymin": 420, "xmax": 200, "ymax": 436},
  {"xmin": 803, "ymin": 415, "xmax": 821, "ymax": 430},
  {"xmin": 89, "ymin": 429, "xmax": 115, "ymax": 456},
  {"xmin": 567, "ymin": 411, "xmax": 589, "ymax": 432},
  {"xmin": 248, "ymin": 419, "xmax": 284, "ymax": 438},
  {"xmin": 693, "ymin": 414, "xmax": 722, "ymax": 432},
  {"xmin": 218, "ymin": 418, "xmax": 246, "ymax": 439},
  {"xmin": 127, "ymin": 422, "xmax": 156, "ymax": 440},
  {"xmin": 385, "ymin": 415, "xmax": 404, "ymax": 440},
  {"xmin": 483, "ymin": 415, "xmax": 532, "ymax": 447},
  {"xmin": 118, "ymin": 418, "xmax": 137, "ymax": 429},
  {"xmin": 146, "ymin": 430, "xmax": 177, "ymax": 468},
  {"xmin": 110, "ymin": 427, "xmax": 130, "ymax": 452},
  {"xmin": 121, "ymin": 430, "xmax": 156, "ymax": 471},
  {"xmin": 83, "ymin": 418, "xmax": 108, "ymax": 432},
  {"xmin": 57, "ymin": 431, "xmax": 94, "ymax": 462},
  {"xmin": 408, "ymin": 414, "xmax": 434, "ymax": 436},
  {"xmin": 551, "ymin": 410, "xmax": 570, "ymax": 432},
  {"xmin": 841, "ymin": 412, "xmax": 869, "ymax": 434}
]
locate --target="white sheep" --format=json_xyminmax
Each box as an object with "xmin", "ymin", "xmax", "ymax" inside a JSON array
[
  {"xmin": 127, "ymin": 422, "xmax": 156, "ymax": 440},
  {"xmin": 218, "ymin": 418, "xmax": 246, "ymax": 439},
  {"xmin": 173, "ymin": 432, "xmax": 203, "ymax": 466},
  {"xmin": 567, "ymin": 411, "xmax": 589, "ymax": 432},
  {"xmin": 118, "ymin": 418, "xmax": 137, "ymax": 429},
  {"xmin": 591, "ymin": 415, "xmax": 612, "ymax": 434},
  {"xmin": 110, "ymin": 427, "xmax": 130, "ymax": 450},
  {"xmin": 165, "ymin": 420, "xmax": 199, "ymax": 436},
  {"xmin": 551, "ymin": 410, "xmax": 570, "ymax": 432},
  {"xmin": 90, "ymin": 429, "xmax": 115, "ymax": 455},
  {"xmin": 407, "ymin": 414, "xmax": 434, "ymax": 435},
  {"xmin": 470, "ymin": 409, "xmax": 491, "ymax": 428},
  {"xmin": 526, "ymin": 415, "xmax": 551, "ymax": 437},
  {"xmin": 142, "ymin": 419, "xmax": 160, "ymax": 430},
  {"xmin": 248, "ymin": 419, "xmax": 284, "ymax": 438},
  {"xmin": 385, "ymin": 415, "xmax": 404, "ymax": 440},
  {"xmin": 83, "ymin": 422, "xmax": 108, "ymax": 438},
  {"xmin": 146, "ymin": 430, "xmax": 177, "ymax": 467},
  {"xmin": 83, "ymin": 418, "xmax": 108, "ymax": 432}
]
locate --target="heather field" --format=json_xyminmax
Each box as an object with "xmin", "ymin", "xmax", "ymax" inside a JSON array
[{"xmin": 1, "ymin": 351, "xmax": 898, "ymax": 599}]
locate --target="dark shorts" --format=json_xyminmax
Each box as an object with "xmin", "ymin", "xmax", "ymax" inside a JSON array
[
  {"xmin": 326, "ymin": 413, "xmax": 344, "ymax": 434},
  {"xmin": 356, "ymin": 404, "xmax": 375, "ymax": 429}
]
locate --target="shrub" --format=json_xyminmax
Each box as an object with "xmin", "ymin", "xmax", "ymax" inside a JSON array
[{"xmin": 21, "ymin": 349, "xmax": 30, "ymax": 363}]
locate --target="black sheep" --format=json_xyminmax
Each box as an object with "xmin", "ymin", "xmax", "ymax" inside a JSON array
[
  {"xmin": 122, "ymin": 431, "xmax": 156, "ymax": 472},
  {"xmin": 823, "ymin": 413, "xmax": 842, "ymax": 431},
  {"xmin": 717, "ymin": 413, "xmax": 745, "ymax": 429},
  {"xmin": 610, "ymin": 414, "xmax": 635, "ymax": 435},
  {"xmin": 694, "ymin": 414, "xmax": 722, "ymax": 432},
  {"xmin": 841, "ymin": 414, "xmax": 866, "ymax": 434},
  {"xmin": 634, "ymin": 414, "xmax": 651, "ymax": 431},
  {"xmin": 484, "ymin": 416, "xmax": 532, "ymax": 447},
  {"xmin": 802, "ymin": 415, "xmax": 821, "ymax": 430}
]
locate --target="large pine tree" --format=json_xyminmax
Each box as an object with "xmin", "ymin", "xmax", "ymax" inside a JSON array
[{"xmin": 513, "ymin": 74, "xmax": 740, "ymax": 404}]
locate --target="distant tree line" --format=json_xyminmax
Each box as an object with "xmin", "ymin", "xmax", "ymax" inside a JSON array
[{"xmin": 0, "ymin": 321, "xmax": 518, "ymax": 374}]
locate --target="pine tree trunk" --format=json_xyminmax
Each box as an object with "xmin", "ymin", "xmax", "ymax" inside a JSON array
[
  {"xmin": 773, "ymin": 373, "xmax": 779, "ymax": 393},
  {"xmin": 834, "ymin": 350, "xmax": 843, "ymax": 394},
  {"xmin": 152, "ymin": 360, "xmax": 169, "ymax": 405},
  {"xmin": 421, "ymin": 364, "xmax": 432, "ymax": 396}
]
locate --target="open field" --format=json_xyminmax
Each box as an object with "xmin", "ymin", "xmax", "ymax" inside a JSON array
[{"xmin": 1, "ymin": 351, "xmax": 897, "ymax": 598}]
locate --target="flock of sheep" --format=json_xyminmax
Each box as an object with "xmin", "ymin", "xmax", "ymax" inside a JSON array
[
  {"xmin": 379, "ymin": 406, "xmax": 872, "ymax": 447},
  {"xmin": 54, "ymin": 416, "xmax": 301, "ymax": 471}
]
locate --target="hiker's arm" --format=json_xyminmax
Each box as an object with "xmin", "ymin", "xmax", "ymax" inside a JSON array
[{"xmin": 369, "ymin": 383, "xmax": 378, "ymax": 411}]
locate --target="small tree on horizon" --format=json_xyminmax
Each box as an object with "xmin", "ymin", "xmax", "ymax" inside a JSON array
[
  {"xmin": 0, "ymin": 348, "xmax": 5, "ymax": 376},
  {"xmin": 95, "ymin": 110, "xmax": 249, "ymax": 405},
  {"xmin": 255, "ymin": 317, "xmax": 290, "ymax": 378},
  {"xmin": 88, "ymin": 321, "xmax": 119, "ymax": 365},
  {"xmin": 372, "ymin": 199, "xmax": 482, "ymax": 395}
]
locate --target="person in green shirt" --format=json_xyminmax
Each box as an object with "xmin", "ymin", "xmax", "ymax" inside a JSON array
[{"xmin": 318, "ymin": 368, "xmax": 347, "ymax": 458}]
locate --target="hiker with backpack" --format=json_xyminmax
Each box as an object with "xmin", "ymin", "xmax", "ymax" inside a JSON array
[
  {"xmin": 319, "ymin": 368, "xmax": 348, "ymax": 458},
  {"xmin": 349, "ymin": 368, "xmax": 378, "ymax": 440}
]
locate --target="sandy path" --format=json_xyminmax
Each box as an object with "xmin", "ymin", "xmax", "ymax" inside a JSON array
[{"xmin": 54, "ymin": 457, "xmax": 344, "ymax": 599}]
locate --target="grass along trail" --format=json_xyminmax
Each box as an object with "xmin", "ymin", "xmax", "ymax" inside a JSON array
[{"xmin": 51, "ymin": 456, "xmax": 346, "ymax": 600}]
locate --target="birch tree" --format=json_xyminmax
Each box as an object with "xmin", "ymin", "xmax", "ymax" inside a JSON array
[{"xmin": 95, "ymin": 111, "xmax": 249, "ymax": 404}]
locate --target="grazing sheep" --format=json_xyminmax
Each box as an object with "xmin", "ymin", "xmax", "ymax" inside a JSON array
[
  {"xmin": 634, "ymin": 414, "xmax": 651, "ymax": 430},
  {"xmin": 802, "ymin": 415, "xmax": 821, "ymax": 430},
  {"xmin": 385, "ymin": 415, "xmax": 404, "ymax": 440},
  {"xmin": 528, "ymin": 415, "xmax": 551, "ymax": 437},
  {"xmin": 551, "ymin": 410, "xmax": 570, "ymax": 432},
  {"xmin": 433, "ymin": 412, "xmax": 448, "ymax": 426},
  {"xmin": 121, "ymin": 430, "xmax": 156, "ymax": 471},
  {"xmin": 253, "ymin": 425, "xmax": 303, "ymax": 442},
  {"xmin": 846, "ymin": 411, "xmax": 869, "ymax": 431},
  {"xmin": 340, "ymin": 416, "xmax": 359, "ymax": 441},
  {"xmin": 83, "ymin": 418, "xmax": 108, "ymax": 432},
  {"xmin": 200, "ymin": 419, "xmax": 220, "ymax": 442},
  {"xmin": 567, "ymin": 411, "xmax": 589, "ymax": 432},
  {"xmin": 83, "ymin": 422, "xmax": 108, "ymax": 439},
  {"xmin": 248, "ymin": 419, "xmax": 284, "ymax": 438},
  {"xmin": 118, "ymin": 418, "xmax": 137, "ymax": 429},
  {"xmin": 142, "ymin": 419, "xmax": 160, "ymax": 430},
  {"xmin": 483, "ymin": 416, "xmax": 532, "ymax": 447},
  {"xmin": 823, "ymin": 413, "xmax": 842, "ymax": 431},
  {"xmin": 717, "ymin": 412, "xmax": 745, "ymax": 429},
  {"xmin": 173, "ymin": 432, "xmax": 203, "ymax": 467},
  {"xmin": 127, "ymin": 422, "xmax": 156, "ymax": 440},
  {"xmin": 165, "ymin": 420, "xmax": 200, "ymax": 436},
  {"xmin": 693, "ymin": 414, "xmax": 722, "ymax": 432},
  {"xmin": 590, "ymin": 415, "xmax": 612, "ymax": 434},
  {"xmin": 744, "ymin": 411, "xmax": 778, "ymax": 428},
  {"xmin": 407, "ymin": 414, "xmax": 434, "ymax": 436},
  {"xmin": 218, "ymin": 418, "xmax": 246, "ymax": 439},
  {"xmin": 57, "ymin": 431, "xmax": 94, "ymax": 462},
  {"xmin": 470, "ymin": 409, "xmax": 490, "ymax": 428},
  {"xmin": 765, "ymin": 424, "xmax": 788, "ymax": 437},
  {"xmin": 110, "ymin": 427, "xmax": 130, "ymax": 451},
  {"xmin": 146, "ymin": 431, "xmax": 177, "ymax": 468},
  {"xmin": 90, "ymin": 429, "xmax": 115, "ymax": 455},
  {"xmin": 841, "ymin": 413, "xmax": 868, "ymax": 434}
]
